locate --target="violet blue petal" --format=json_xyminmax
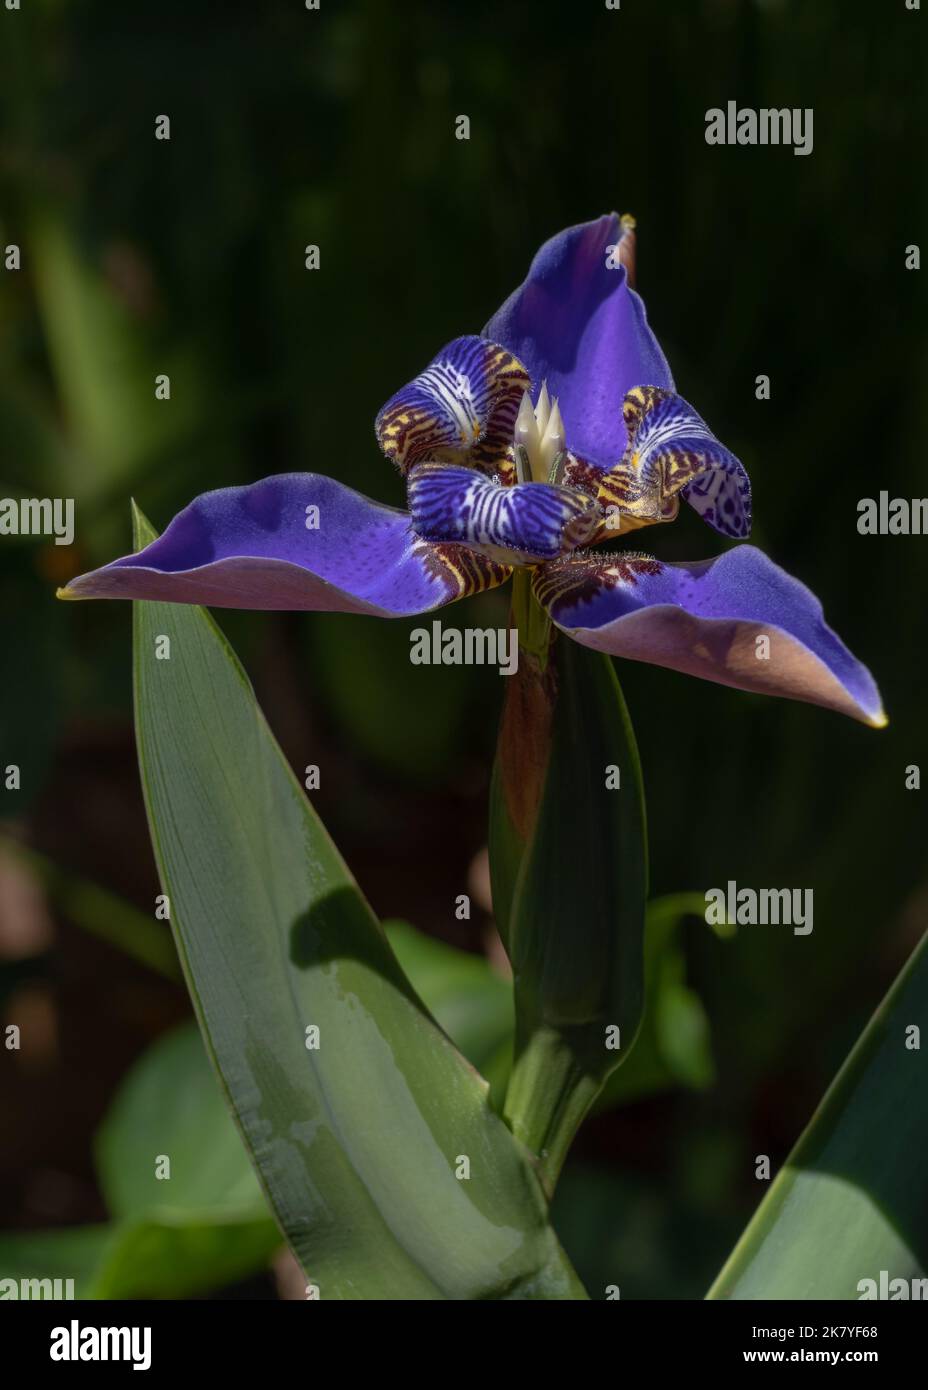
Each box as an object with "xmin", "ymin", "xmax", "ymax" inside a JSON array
[
  {"xmin": 533, "ymin": 545, "xmax": 885, "ymax": 726},
  {"xmin": 59, "ymin": 474, "xmax": 511, "ymax": 614},
  {"xmin": 484, "ymin": 214, "xmax": 674, "ymax": 471}
]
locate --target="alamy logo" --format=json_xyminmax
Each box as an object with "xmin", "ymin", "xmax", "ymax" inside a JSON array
[
  {"xmin": 50, "ymin": 1320, "xmax": 151, "ymax": 1371},
  {"xmin": 857, "ymin": 492, "xmax": 928, "ymax": 535},
  {"xmin": 705, "ymin": 881, "xmax": 813, "ymax": 935},
  {"xmin": 858, "ymin": 1271, "xmax": 928, "ymax": 1300},
  {"xmin": 705, "ymin": 102, "xmax": 813, "ymax": 157},
  {"xmin": 409, "ymin": 621, "xmax": 518, "ymax": 676},
  {"xmin": 0, "ymin": 496, "xmax": 74, "ymax": 546},
  {"xmin": 0, "ymin": 1275, "xmax": 75, "ymax": 1299}
]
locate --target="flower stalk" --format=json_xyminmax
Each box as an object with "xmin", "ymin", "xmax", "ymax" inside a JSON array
[
  {"xmin": 503, "ymin": 1026, "xmax": 605, "ymax": 1197},
  {"xmin": 490, "ymin": 591, "xmax": 649, "ymax": 1192},
  {"xmin": 510, "ymin": 569, "xmax": 552, "ymax": 667}
]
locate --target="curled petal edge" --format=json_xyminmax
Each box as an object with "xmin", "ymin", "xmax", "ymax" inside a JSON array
[{"xmin": 534, "ymin": 547, "xmax": 886, "ymax": 728}]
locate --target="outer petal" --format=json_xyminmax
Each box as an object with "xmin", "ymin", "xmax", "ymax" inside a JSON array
[
  {"xmin": 533, "ymin": 545, "xmax": 885, "ymax": 726},
  {"xmin": 58, "ymin": 474, "xmax": 510, "ymax": 614},
  {"xmin": 407, "ymin": 462, "xmax": 599, "ymax": 565},
  {"xmin": 375, "ymin": 335, "xmax": 529, "ymax": 477},
  {"xmin": 596, "ymin": 386, "xmax": 751, "ymax": 540},
  {"xmin": 483, "ymin": 214, "xmax": 673, "ymax": 471}
]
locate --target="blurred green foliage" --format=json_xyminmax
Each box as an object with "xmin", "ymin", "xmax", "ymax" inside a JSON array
[
  {"xmin": 0, "ymin": 1023, "xmax": 279, "ymax": 1298},
  {"xmin": 1, "ymin": 0, "xmax": 926, "ymax": 1298}
]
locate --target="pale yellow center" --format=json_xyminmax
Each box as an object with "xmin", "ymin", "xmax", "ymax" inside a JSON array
[{"xmin": 514, "ymin": 382, "xmax": 566, "ymax": 483}]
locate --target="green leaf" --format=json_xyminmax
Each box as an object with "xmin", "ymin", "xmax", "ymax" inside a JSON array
[
  {"xmin": 708, "ymin": 928, "xmax": 928, "ymax": 1299},
  {"xmin": 598, "ymin": 893, "xmax": 714, "ymax": 1107},
  {"xmin": 385, "ymin": 920, "xmax": 513, "ymax": 1101},
  {"xmin": 96, "ymin": 1022, "xmax": 270, "ymax": 1220},
  {"xmin": 89, "ymin": 1215, "xmax": 279, "ymax": 1300},
  {"xmin": 0, "ymin": 1226, "xmax": 113, "ymax": 1301},
  {"xmin": 130, "ymin": 505, "xmax": 585, "ymax": 1301},
  {"xmin": 0, "ymin": 1022, "xmax": 282, "ymax": 1301},
  {"xmin": 384, "ymin": 901, "xmax": 713, "ymax": 1117},
  {"xmin": 0, "ymin": 1216, "xmax": 279, "ymax": 1301},
  {"xmin": 91, "ymin": 1020, "xmax": 283, "ymax": 1298},
  {"xmin": 490, "ymin": 617, "xmax": 648, "ymax": 1189}
]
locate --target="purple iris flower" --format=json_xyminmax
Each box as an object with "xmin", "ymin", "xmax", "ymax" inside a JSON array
[{"xmin": 60, "ymin": 214, "xmax": 884, "ymax": 727}]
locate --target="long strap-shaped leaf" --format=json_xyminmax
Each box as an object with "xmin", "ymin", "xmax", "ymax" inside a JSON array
[
  {"xmin": 131, "ymin": 505, "xmax": 585, "ymax": 1301},
  {"xmin": 708, "ymin": 929, "xmax": 928, "ymax": 1299}
]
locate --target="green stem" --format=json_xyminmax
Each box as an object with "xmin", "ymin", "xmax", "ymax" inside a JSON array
[
  {"xmin": 503, "ymin": 1027, "xmax": 603, "ymax": 1198},
  {"xmin": 510, "ymin": 569, "xmax": 551, "ymax": 666}
]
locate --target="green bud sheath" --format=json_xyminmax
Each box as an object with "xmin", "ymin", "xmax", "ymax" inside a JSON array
[{"xmin": 490, "ymin": 577, "xmax": 648, "ymax": 1193}]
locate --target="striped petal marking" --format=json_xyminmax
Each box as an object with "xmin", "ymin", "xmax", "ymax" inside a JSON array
[
  {"xmin": 375, "ymin": 335, "xmax": 530, "ymax": 479},
  {"xmin": 596, "ymin": 386, "xmax": 752, "ymax": 540},
  {"xmin": 407, "ymin": 462, "xmax": 599, "ymax": 565}
]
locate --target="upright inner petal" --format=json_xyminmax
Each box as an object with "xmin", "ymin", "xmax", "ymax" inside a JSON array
[
  {"xmin": 595, "ymin": 386, "xmax": 752, "ymax": 540},
  {"xmin": 375, "ymin": 335, "xmax": 530, "ymax": 477}
]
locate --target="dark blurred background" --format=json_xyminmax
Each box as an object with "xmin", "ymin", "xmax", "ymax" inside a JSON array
[{"xmin": 0, "ymin": 0, "xmax": 925, "ymax": 1298}]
